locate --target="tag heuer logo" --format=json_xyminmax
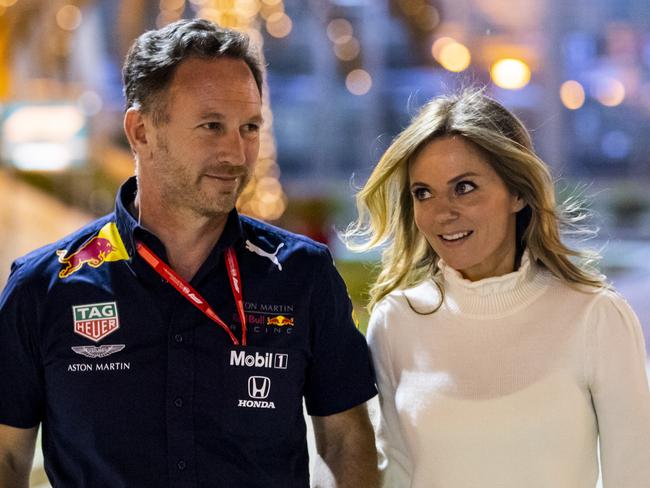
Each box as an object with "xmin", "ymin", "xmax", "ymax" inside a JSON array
[{"xmin": 73, "ymin": 302, "xmax": 119, "ymax": 342}]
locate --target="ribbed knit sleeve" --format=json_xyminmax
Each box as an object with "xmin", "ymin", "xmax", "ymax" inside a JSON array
[
  {"xmin": 367, "ymin": 298, "xmax": 412, "ymax": 487},
  {"xmin": 585, "ymin": 290, "xmax": 650, "ymax": 487}
]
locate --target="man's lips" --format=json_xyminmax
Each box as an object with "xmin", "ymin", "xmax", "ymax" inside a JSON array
[{"xmin": 206, "ymin": 174, "xmax": 238, "ymax": 180}]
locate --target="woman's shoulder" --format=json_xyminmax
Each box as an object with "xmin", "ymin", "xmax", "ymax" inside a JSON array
[
  {"xmin": 584, "ymin": 286, "xmax": 641, "ymax": 328},
  {"xmin": 370, "ymin": 279, "xmax": 443, "ymax": 326}
]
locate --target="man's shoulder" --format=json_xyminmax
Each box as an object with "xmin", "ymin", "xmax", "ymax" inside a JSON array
[
  {"xmin": 10, "ymin": 214, "xmax": 117, "ymax": 285},
  {"xmin": 239, "ymin": 214, "xmax": 329, "ymax": 259}
]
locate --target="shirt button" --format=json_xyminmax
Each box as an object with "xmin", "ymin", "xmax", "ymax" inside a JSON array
[
  {"xmin": 177, "ymin": 460, "xmax": 186, "ymax": 471},
  {"xmin": 174, "ymin": 334, "xmax": 183, "ymax": 343},
  {"xmin": 174, "ymin": 397, "xmax": 183, "ymax": 408}
]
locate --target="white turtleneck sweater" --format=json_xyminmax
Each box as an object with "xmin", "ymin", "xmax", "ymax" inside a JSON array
[{"xmin": 367, "ymin": 254, "xmax": 650, "ymax": 488}]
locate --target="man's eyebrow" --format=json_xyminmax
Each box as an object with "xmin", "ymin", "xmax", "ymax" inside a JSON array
[
  {"xmin": 247, "ymin": 115, "xmax": 264, "ymax": 125},
  {"xmin": 198, "ymin": 111, "xmax": 226, "ymax": 120},
  {"xmin": 198, "ymin": 112, "xmax": 264, "ymax": 124}
]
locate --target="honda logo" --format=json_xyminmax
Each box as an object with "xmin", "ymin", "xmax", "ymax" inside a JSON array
[{"xmin": 248, "ymin": 376, "xmax": 271, "ymax": 399}]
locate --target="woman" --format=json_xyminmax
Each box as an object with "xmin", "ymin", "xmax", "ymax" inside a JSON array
[{"xmin": 346, "ymin": 89, "xmax": 650, "ymax": 487}]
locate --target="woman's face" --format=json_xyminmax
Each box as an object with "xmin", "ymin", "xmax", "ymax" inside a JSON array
[{"xmin": 409, "ymin": 136, "xmax": 524, "ymax": 281}]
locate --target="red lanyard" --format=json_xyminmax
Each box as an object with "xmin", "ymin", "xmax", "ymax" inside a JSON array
[{"xmin": 135, "ymin": 241, "xmax": 247, "ymax": 346}]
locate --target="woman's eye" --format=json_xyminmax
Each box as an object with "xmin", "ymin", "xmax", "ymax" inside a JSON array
[
  {"xmin": 455, "ymin": 181, "xmax": 476, "ymax": 195},
  {"xmin": 412, "ymin": 188, "xmax": 432, "ymax": 201}
]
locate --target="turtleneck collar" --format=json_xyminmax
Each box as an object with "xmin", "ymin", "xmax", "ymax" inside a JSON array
[{"xmin": 437, "ymin": 250, "xmax": 552, "ymax": 317}]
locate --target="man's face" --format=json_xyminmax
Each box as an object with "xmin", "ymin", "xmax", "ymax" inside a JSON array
[{"xmin": 142, "ymin": 57, "xmax": 262, "ymax": 218}]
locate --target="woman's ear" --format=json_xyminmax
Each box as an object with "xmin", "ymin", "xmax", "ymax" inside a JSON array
[{"xmin": 512, "ymin": 193, "xmax": 526, "ymax": 213}]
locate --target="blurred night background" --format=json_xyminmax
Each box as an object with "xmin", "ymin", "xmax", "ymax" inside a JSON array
[{"xmin": 0, "ymin": 1, "xmax": 649, "ymax": 485}]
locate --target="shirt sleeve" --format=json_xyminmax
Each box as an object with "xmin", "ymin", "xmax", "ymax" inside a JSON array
[
  {"xmin": 367, "ymin": 299, "xmax": 412, "ymax": 487},
  {"xmin": 586, "ymin": 290, "xmax": 650, "ymax": 487},
  {"xmin": 0, "ymin": 262, "xmax": 44, "ymax": 428},
  {"xmin": 303, "ymin": 249, "xmax": 377, "ymax": 416}
]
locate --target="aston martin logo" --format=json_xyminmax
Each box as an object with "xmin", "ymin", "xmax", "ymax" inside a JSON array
[{"xmin": 71, "ymin": 344, "xmax": 125, "ymax": 358}]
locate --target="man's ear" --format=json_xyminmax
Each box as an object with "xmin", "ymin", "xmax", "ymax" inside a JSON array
[{"xmin": 123, "ymin": 107, "xmax": 151, "ymax": 158}]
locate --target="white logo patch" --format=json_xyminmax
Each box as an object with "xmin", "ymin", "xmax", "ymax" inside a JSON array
[
  {"xmin": 230, "ymin": 350, "xmax": 288, "ymax": 369},
  {"xmin": 248, "ymin": 376, "xmax": 271, "ymax": 399},
  {"xmin": 245, "ymin": 240, "xmax": 284, "ymax": 271},
  {"xmin": 237, "ymin": 376, "xmax": 275, "ymax": 409},
  {"xmin": 71, "ymin": 344, "xmax": 125, "ymax": 358}
]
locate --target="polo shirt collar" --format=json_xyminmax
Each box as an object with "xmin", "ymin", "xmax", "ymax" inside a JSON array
[{"xmin": 114, "ymin": 176, "xmax": 245, "ymax": 276}]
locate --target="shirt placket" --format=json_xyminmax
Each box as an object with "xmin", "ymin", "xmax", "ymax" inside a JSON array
[{"xmin": 166, "ymin": 296, "xmax": 197, "ymax": 487}]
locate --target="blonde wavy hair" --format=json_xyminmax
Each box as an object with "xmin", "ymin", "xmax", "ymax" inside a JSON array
[{"xmin": 345, "ymin": 88, "xmax": 606, "ymax": 311}]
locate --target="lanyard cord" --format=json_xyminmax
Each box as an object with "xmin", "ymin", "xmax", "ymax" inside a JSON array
[{"xmin": 135, "ymin": 241, "xmax": 247, "ymax": 346}]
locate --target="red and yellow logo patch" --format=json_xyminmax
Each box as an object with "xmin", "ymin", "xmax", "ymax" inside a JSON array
[
  {"xmin": 266, "ymin": 315, "xmax": 294, "ymax": 327},
  {"xmin": 56, "ymin": 222, "xmax": 129, "ymax": 279}
]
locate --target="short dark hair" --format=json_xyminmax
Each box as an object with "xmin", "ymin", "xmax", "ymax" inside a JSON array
[{"xmin": 122, "ymin": 18, "xmax": 264, "ymax": 124}]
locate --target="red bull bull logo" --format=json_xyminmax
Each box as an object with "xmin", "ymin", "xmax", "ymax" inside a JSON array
[
  {"xmin": 266, "ymin": 315, "xmax": 294, "ymax": 327},
  {"xmin": 56, "ymin": 222, "xmax": 130, "ymax": 279}
]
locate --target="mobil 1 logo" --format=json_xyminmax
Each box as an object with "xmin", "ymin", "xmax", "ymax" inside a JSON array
[{"xmin": 229, "ymin": 350, "xmax": 288, "ymax": 369}]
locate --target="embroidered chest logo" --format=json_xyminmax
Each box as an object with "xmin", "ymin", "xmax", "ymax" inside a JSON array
[
  {"xmin": 73, "ymin": 302, "xmax": 120, "ymax": 342},
  {"xmin": 238, "ymin": 375, "xmax": 275, "ymax": 409},
  {"xmin": 248, "ymin": 376, "xmax": 271, "ymax": 399},
  {"xmin": 266, "ymin": 315, "xmax": 293, "ymax": 327},
  {"xmin": 56, "ymin": 222, "xmax": 130, "ymax": 278},
  {"xmin": 71, "ymin": 344, "xmax": 125, "ymax": 358},
  {"xmin": 245, "ymin": 240, "xmax": 284, "ymax": 271}
]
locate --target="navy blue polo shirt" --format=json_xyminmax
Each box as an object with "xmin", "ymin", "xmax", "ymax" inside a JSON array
[{"xmin": 0, "ymin": 177, "xmax": 377, "ymax": 487}]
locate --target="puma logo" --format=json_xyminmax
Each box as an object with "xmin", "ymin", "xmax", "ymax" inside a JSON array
[{"xmin": 245, "ymin": 240, "xmax": 284, "ymax": 271}]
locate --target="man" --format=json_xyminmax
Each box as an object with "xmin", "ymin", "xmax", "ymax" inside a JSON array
[{"xmin": 0, "ymin": 19, "xmax": 378, "ymax": 487}]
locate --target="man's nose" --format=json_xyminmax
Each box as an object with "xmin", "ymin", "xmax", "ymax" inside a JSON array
[{"xmin": 218, "ymin": 129, "xmax": 246, "ymax": 166}]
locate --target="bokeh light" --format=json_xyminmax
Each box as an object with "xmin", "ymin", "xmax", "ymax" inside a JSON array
[
  {"xmin": 77, "ymin": 91, "xmax": 103, "ymax": 116},
  {"xmin": 437, "ymin": 41, "xmax": 471, "ymax": 72},
  {"xmin": 260, "ymin": 1, "xmax": 283, "ymax": 20},
  {"xmin": 415, "ymin": 6, "xmax": 440, "ymax": 31},
  {"xmin": 334, "ymin": 37, "xmax": 360, "ymax": 61},
  {"xmin": 346, "ymin": 69, "xmax": 372, "ymax": 96},
  {"xmin": 0, "ymin": 0, "xmax": 18, "ymax": 7},
  {"xmin": 397, "ymin": 0, "xmax": 423, "ymax": 16},
  {"xmin": 56, "ymin": 5, "xmax": 83, "ymax": 31},
  {"xmin": 593, "ymin": 77, "xmax": 625, "ymax": 107},
  {"xmin": 491, "ymin": 58, "xmax": 531, "ymax": 90},
  {"xmin": 236, "ymin": 0, "xmax": 261, "ymax": 18},
  {"xmin": 560, "ymin": 80, "xmax": 586, "ymax": 110},
  {"xmin": 327, "ymin": 18, "xmax": 353, "ymax": 44},
  {"xmin": 266, "ymin": 12, "xmax": 292, "ymax": 38},
  {"xmin": 431, "ymin": 37, "xmax": 453, "ymax": 59}
]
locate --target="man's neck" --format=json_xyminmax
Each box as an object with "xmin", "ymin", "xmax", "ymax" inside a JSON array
[{"xmin": 131, "ymin": 194, "xmax": 229, "ymax": 282}]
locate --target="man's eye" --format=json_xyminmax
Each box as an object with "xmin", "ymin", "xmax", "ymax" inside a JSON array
[
  {"xmin": 455, "ymin": 181, "xmax": 476, "ymax": 195},
  {"xmin": 411, "ymin": 188, "xmax": 432, "ymax": 201},
  {"xmin": 201, "ymin": 122, "xmax": 222, "ymax": 131},
  {"xmin": 243, "ymin": 123, "xmax": 260, "ymax": 133}
]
